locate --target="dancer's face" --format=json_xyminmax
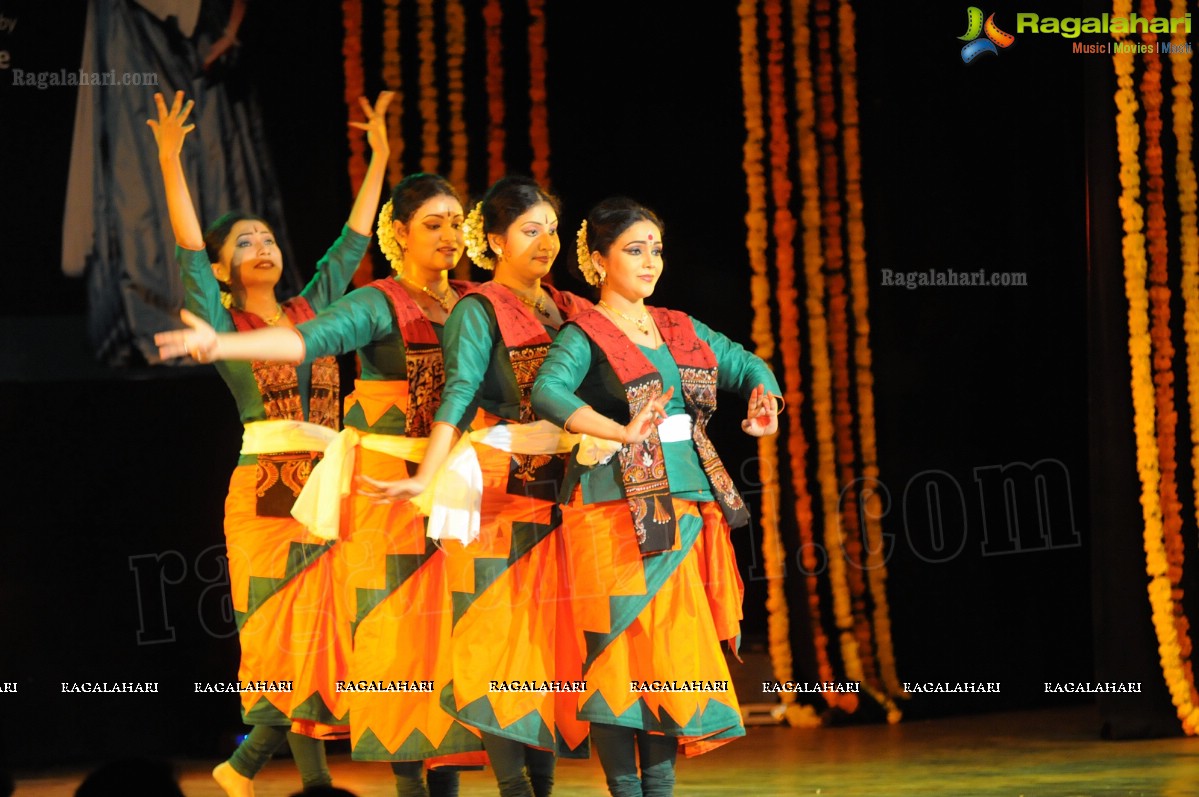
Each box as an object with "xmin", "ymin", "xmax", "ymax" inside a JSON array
[
  {"xmin": 596, "ymin": 220, "xmax": 663, "ymax": 302},
  {"xmin": 396, "ymin": 195, "xmax": 465, "ymax": 274},
  {"xmin": 491, "ymin": 201, "xmax": 560, "ymax": 282},
  {"xmin": 216, "ymin": 221, "xmax": 282, "ymax": 292}
]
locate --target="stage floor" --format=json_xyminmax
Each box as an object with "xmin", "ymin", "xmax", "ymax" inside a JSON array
[{"xmin": 12, "ymin": 706, "xmax": 1198, "ymax": 796}]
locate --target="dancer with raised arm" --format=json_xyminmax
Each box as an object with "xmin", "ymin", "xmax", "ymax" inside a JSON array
[
  {"xmin": 156, "ymin": 171, "xmax": 487, "ymax": 797},
  {"xmin": 149, "ymin": 89, "xmax": 392, "ymax": 794}
]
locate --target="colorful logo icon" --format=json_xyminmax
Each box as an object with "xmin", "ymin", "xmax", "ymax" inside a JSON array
[{"xmin": 958, "ymin": 7, "xmax": 1015, "ymax": 63}]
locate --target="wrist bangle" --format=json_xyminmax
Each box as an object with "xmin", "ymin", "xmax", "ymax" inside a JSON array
[{"xmin": 768, "ymin": 393, "xmax": 786, "ymax": 414}]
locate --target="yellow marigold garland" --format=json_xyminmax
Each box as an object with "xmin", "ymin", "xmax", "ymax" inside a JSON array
[
  {"xmin": 381, "ymin": 0, "xmax": 404, "ymax": 187},
  {"xmin": 417, "ymin": 0, "xmax": 439, "ymax": 174},
  {"xmin": 1139, "ymin": 0, "xmax": 1199, "ymax": 710},
  {"xmin": 1112, "ymin": 0, "xmax": 1199, "ymax": 734},
  {"xmin": 837, "ymin": 0, "xmax": 903, "ymax": 713},
  {"xmin": 527, "ymin": 0, "xmax": 550, "ymax": 185},
  {"xmin": 738, "ymin": 0, "xmax": 804, "ymax": 723}
]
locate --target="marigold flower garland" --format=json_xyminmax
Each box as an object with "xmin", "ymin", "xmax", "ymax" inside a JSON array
[
  {"xmin": 809, "ymin": 0, "xmax": 880, "ymax": 715},
  {"xmin": 739, "ymin": 0, "xmax": 805, "ymax": 722},
  {"xmin": 527, "ymin": 0, "xmax": 550, "ymax": 185},
  {"xmin": 342, "ymin": 0, "xmax": 371, "ymax": 286},
  {"xmin": 446, "ymin": 0, "xmax": 468, "ymax": 195},
  {"xmin": 1138, "ymin": 0, "xmax": 1198, "ymax": 707},
  {"xmin": 787, "ymin": 0, "xmax": 842, "ymax": 714},
  {"xmin": 381, "ymin": 0, "xmax": 404, "ymax": 187},
  {"xmin": 1112, "ymin": 0, "xmax": 1199, "ymax": 733},
  {"xmin": 837, "ymin": 0, "xmax": 903, "ymax": 707},
  {"xmin": 417, "ymin": 0, "xmax": 439, "ymax": 174},
  {"xmin": 483, "ymin": 0, "xmax": 506, "ymax": 184},
  {"xmin": 1173, "ymin": 0, "xmax": 1199, "ymax": 548}
]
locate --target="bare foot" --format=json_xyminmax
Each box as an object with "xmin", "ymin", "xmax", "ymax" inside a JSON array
[{"xmin": 212, "ymin": 761, "xmax": 255, "ymax": 797}]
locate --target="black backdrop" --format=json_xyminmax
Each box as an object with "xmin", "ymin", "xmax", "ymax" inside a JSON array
[{"xmin": 4, "ymin": 0, "xmax": 1176, "ymax": 770}]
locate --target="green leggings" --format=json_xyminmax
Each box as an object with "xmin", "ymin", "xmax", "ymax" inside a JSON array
[
  {"xmin": 227, "ymin": 725, "xmax": 331, "ymax": 789},
  {"xmin": 389, "ymin": 761, "xmax": 461, "ymax": 797}
]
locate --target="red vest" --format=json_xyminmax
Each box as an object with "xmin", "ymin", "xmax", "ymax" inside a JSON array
[
  {"xmin": 470, "ymin": 281, "xmax": 593, "ymax": 496},
  {"xmin": 572, "ymin": 307, "xmax": 749, "ymax": 553},
  {"xmin": 230, "ymin": 297, "xmax": 340, "ymax": 430},
  {"xmin": 368, "ymin": 277, "xmax": 474, "ymax": 437}
]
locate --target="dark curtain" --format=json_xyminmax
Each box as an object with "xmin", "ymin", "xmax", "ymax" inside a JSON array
[{"xmin": 63, "ymin": 0, "xmax": 300, "ymax": 366}]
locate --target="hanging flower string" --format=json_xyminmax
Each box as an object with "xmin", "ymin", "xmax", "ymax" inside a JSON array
[
  {"xmin": 789, "ymin": 0, "xmax": 845, "ymax": 713},
  {"xmin": 1111, "ymin": 0, "xmax": 1199, "ymax": 734},
  {"xmin": 381, "ymin": 0, "xmax": 404, "ymax": 187},
  {"xmin": 739, "ymin": 0, "xmax": 803, "ymax": 722},
  {"xmin": 417, "ymin": 0, "xmax": 439, "ymax": 174},
  {"xmin": 810, "ymin": 0, "xmax": 876, "ymax": 714},
  {"xmin": 527, "ymin": 0, "xmax": 550, "ymax": 185},
  {"xmin": 483, "ymin": 0, "xmax": 506, "ymax": 184},
  {"xmin": 342, "ymin": 0, "xmax": 371, "ymax": 286},
  {"xmin": 1172, "ymin": 0, "xmax": 1199, "ymax": 549},
  {"xmin": 445, "ymin": 0, "xmax": 471, "ymax": 279},
  {"xmin": 446, "ymin": 0, "xmax": 468, "ymax": 195},
  {"xmin": 838, "ymin": 0, "xmax": 903, "ymax": 707},
  {"xmin": 1138, "ymin": 0, "xmax": 1199, "ymax": 713}
]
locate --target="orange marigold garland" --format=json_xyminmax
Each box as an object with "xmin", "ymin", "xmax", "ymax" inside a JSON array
[
  {"xmin": 527, "ymin": 0, "xmax": 550, "ymax": 185},
  {"xmin": 837, "ymin": 0, "xmax": 903, "ymax": 711},
  {"xmin": 809, "ymin": 0, "xmax": 875, "ymax": 713},
  {"xmin": 1138, "ymin": 0, "xmax": 1199, "ymax": 711},
  {"xmin": 417, "ymin": 0, "xmax": 439, "ymax": 174},
  {"xmin": 1172, "ymin": 0, "xmax": 1199, "ymax": 550},
  {"xmin": 483, "ymin": 0, "xmax": 506, "ymax": 184},
  {"xmin": 446, "ymin": 0, "xmax": 468, "ymax": 195},
  {"xmin": 381, "ymin": 0, "xmax": 404, "ymax": 187},
  {"xmin": 342, "ymin": 0, "xmax": 371, "ymax": 286},
  {"xmin": 739, "ymin": 0, "xmax": 806, "ymax": 723},
  {"xmin": 1112, "ymin": 0, "xmax": 1199, "ymax": 734},
  {"xmin": 788, "ymin": 0, "xmax": 844, "ymax": 715},
  {"xmin": 763, "ymin": 0, "xmax": 822, "ymax": 723}
]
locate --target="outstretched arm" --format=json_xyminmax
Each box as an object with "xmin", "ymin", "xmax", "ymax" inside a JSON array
[
  {"xmin": 147, "ymin": 91, "xmax": 204, "ymax": 251},
  {"xmin": 155, "ymin": 309, "xmax": 305, "ymax": 363}
]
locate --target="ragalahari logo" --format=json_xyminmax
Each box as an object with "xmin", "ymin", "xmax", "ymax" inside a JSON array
[{"xmin": 958, "ymin": 7, "xmax": 1015, "ymax": 63}]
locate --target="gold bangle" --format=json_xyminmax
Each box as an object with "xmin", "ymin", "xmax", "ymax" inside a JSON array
[{"xmin": 768, "ymin": 393, "xmax": 786, "ymax": 414}]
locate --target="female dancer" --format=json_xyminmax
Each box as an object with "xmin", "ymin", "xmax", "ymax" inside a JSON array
[
  {"xmin": 149, "ymin": 88, "xmax": 392, "ymax": 795},
  {"xmin": 156, "ymin": 172, "xmax": 486, "ymax": 797},
  {"xmin": 531, "ymin": 197, "xmax": 781, "ymax": 797},
  {"xmin": 363, "ymin": 176, "xmax": 593, "ymax": 797}
]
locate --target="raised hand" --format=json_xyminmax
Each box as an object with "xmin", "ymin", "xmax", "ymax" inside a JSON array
[
  {"xmin": 155, "ymin": 309, "xmax": 219, "ymax": 363},
  {"xmin": 623, "ymin": 386, "xmax": 674, "ymax": 445},
  {"xmin": 349, "ymin": 91, "xmax": 395, "ymax": 158},
  {"xmin": 146, "ymin": 91, "xmax": 196, "ymax": 160},
  {"xmin": 741, "ymin": 384, "xmax": 779, "ymax": 437}
]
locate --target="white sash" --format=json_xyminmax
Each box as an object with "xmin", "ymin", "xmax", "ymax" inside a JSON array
[{"xmin": 291, "ymin": 428, "xmax": 429, "ymax": 541}]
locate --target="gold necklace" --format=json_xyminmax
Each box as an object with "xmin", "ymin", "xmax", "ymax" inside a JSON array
[
  {"xmin": 599, "ymin": 300, "xmax": 650, "ymax": 335},
  {"xmin": 505, "ymin": 284, "xmax": 550, "ymax": 317},
  {"xmin": 237, "ymin": 302, "xmax": 283, "ymax": 325},
  {"xmin": 403, "ymin": 277, "xmax": 453, "ymax": 311}
]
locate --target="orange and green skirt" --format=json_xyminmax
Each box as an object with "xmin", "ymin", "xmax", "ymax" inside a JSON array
[
  {"xmin": 339, "ymin": 444, "xmax": 487, "ymax": 764},
  {"xmin": 224, "ymin": 461, "xmax": 349, "ymax": 738},
  {"xmin": 559, "ymin": 495, "xmax": 746, "ymax": 757},
  {"xmin": 439, "ymin": 435, "xmax": 590, "ymax": 758}
]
